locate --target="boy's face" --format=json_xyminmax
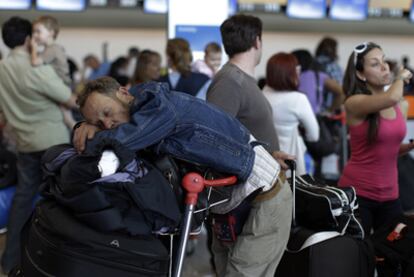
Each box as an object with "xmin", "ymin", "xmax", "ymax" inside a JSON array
[
  {"xmin": 32, "ymin": 23, "xmax": 54, "ymax": 45},
  {"xmin": 205, "ymin": 52, "xmax": 222, "ymax": 73}
]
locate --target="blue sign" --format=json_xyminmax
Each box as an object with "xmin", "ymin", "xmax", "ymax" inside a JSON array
[{"xmin": 175, "ymin": 25, "xmax": 222, "ymax": 52}]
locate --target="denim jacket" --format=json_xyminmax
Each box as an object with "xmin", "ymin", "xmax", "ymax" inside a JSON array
[{"xmin": 87, "ymin": 82, "xmax": 255, "ymax": 181}]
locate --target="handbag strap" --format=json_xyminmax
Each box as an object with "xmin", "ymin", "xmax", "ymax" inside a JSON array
[{"xmin": 314, "ymin": 70, "xmax": 322, "ymax": 105}]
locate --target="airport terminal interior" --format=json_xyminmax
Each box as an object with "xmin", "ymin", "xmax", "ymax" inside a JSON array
[{"xmin": 1, "ymin": 0, "xmax": 414, "ymax": 276}]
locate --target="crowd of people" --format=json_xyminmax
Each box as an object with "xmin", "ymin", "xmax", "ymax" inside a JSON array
[{"xmin": 0, "ymin": 12, "xmax": 414, "ymax": 277}]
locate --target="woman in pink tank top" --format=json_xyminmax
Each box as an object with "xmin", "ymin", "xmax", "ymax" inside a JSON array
[{"xmin": 339, "ymin": 42, "xmax": 414, "ymax": 234}]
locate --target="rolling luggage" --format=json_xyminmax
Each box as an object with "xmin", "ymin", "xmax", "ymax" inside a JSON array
[
  {"xmin": 21, "ymin": 199, "xmax": 170, "ymax": 277},
  {"xmin": 20, "ymin": 143, "xmax": 236, "ymax": 277},
  {"xmin": 275, "ymin": 161, "xmax": 375, "ymax": 277}
]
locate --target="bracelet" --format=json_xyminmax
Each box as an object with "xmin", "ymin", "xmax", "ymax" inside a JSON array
[{"xmin": 72, "ymin": 120, "xmax": 85, "ymax": 131}]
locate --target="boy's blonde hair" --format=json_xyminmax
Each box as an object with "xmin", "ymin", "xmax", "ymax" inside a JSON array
[
  {"xmin": 33, "ymin": 15, "xmax": 59, "ymax": 39},
  {"xmin": 205, "ymin": 42, "xmax": 221, "ymax": 55}
]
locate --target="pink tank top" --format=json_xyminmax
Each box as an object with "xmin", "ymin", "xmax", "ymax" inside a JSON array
[{"xmin": 339, "ymin": 106, "xmax": 406, "ymax": 201}]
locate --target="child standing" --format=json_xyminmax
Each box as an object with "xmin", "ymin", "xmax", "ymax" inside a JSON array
[
  {"xmin": 192, "ymin": 42, "xmax": 222, "ymax": 78},
  {"xmin": 31, "ymin": 15, "xmax": 75, "ymax": 128}
]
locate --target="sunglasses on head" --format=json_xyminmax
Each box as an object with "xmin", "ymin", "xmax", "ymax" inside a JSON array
[{"xmin": 353, "ymin": 42, "xmax": 368, "ymax": 66}]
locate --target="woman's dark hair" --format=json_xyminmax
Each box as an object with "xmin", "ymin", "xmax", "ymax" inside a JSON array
[
  {"xmin": 166, "ymin": 38, "xmax": 192, "ymax": 76},
  {"xmin": 2, "ymin": 16, "xmax": 32, "ymax": 49},
  {"xmin": 266, "ymin": 52, "xmax": 298, "ymax": 92},
  {"xmin": 220, "ymin": 14, "xmax": 262, "ymax": 58},
  {"xmin": 315, "ymin": 37, "xmax": 338, "ymax": 61},
  {"xmin": 343, "ymin": 42, "xmax": 382, "ymax": 144},
  {"xmin": 108, "ymin": 56, "xmax": 129, "ymax": 86},
  {"xmin": 291, "ymin": 49, "xmax": 314, "ymax": 72}
]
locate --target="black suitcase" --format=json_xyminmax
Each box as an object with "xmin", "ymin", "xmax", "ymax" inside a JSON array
[
  {"xmin": 274, "ymin": 161, "xmax": 375, "ymax": 277},
  {"xmin": 275, "ymin": 233, "xmax": 375, "ymax": 277},
  {"xmin": 21, "ymin": 200, "xmax": 170, "ymax": 277}
]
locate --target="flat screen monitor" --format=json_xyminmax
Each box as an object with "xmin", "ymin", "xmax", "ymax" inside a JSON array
[
  {"xmin": 410, "ymin": 2, "xmax": 414, "ymax": 22},
  {"xmin": 144, "ymin": 0, "xmax": 168, "ymax": 14},
  {"xmin": 89, "ymin": 0, "xmax": 108, "ymax": 7},
  {"xmin": 146, "ymin": 0, "xmax": 236, "ymax": 15},
  {"xmin": 0, "ymin": 0, "xmax": 31, "ymax": 10},
  {"xmin": 329, "ymin": 0, "xmax": 369, "ymax": 21},
  {"xmin": 36, "ymin": 0, "xmax": 86, "ymax": 11},
  {"xmin": 286, "ymin": 0, "xmax": 327, "ymax": 19}
]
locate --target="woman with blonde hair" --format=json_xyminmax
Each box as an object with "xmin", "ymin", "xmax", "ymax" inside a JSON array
[{"xmin": 158, "ymin": 38, "xmax": 210, "ymax": 99}]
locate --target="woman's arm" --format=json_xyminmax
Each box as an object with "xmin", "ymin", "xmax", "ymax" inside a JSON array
[{"xmin": 345, "ymin": 68, "xmax": 411, "ymax": 120}]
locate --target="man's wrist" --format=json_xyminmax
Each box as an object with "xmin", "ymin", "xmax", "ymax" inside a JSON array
[{"xmin": 72, "ymin": 121, "xmax": 85, "ymax": 131}]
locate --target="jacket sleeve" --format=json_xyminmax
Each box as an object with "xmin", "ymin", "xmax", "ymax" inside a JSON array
[{"xmin": 87, "ymin": 90, "xmax": 177, "ymax": 152}]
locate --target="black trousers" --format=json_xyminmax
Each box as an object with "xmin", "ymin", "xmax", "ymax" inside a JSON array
[{"xmin": 357, "ymin": 196, "xmax": 403, "ymax": 235}]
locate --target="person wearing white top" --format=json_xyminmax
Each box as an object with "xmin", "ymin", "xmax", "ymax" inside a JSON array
[{"xmin": 263, "ymin": 52, "xmax": 319, "ymax": 175}]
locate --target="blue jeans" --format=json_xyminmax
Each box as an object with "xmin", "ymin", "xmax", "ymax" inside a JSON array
[{"xmin": 1, "ymin": 151, "xmax": 43, "ymax": 273}]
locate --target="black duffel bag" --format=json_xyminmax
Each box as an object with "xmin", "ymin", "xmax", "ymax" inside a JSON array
[
  {"xmin": 294, "ymin": 175, "xmax": 364, "ymax": 239},
  {"xmin": 21, "ymin": 199, "xmax": 170, "ymax": 277}
]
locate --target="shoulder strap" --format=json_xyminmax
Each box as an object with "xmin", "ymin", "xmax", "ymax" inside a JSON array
[{"xmin": 314, "ymin": 70, "xmax": 322, "ymax": 104}]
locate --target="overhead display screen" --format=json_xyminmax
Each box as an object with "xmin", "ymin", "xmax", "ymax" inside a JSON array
[
  {"xmin": 0, "ymin": 0, "xmax": 31, "ymax": 10},
  {"xmin": 286, "ymin": 0, "xmax": 327, "ymax": 19},
  {"xmin": 144, "ymin": 0, "xmax": 168, "ymax": 14},
  {"xmin": 410, "ymin": 2, "xmax": 414, "ymax": 22},
  {"xmin": 36, "ymin": 0, "xmax": 86, "ymax": 11},
  {"xmin": 329, "ymin": 0, "xmax": 369, "ymax": 21}
]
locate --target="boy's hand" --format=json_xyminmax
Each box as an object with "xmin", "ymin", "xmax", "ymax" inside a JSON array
[
  {"xmin": 30, "ymin": 37, "xmax": 38, "ymax": 52},
  {"xmin": 73, "ymin": 122, "xmax": 101, "ymax": 153}
]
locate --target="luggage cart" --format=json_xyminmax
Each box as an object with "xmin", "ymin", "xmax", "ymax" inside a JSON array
[{"xmin": 173, "ymin": 172, "xmax": 237, "ymax": 277}]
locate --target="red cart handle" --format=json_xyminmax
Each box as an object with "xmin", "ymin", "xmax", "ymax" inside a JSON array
[{"xmin": 182, "ymin": 173, "xmax": 237, "ymax": 205}]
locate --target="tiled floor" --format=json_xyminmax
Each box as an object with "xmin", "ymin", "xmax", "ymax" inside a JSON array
[{"xmin": 0, "ymin": 230, "xmax": 214, "ymax": 277}]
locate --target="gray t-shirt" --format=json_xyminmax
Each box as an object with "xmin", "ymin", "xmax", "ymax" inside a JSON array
[
  {"xmin": 41, "ymin": 43, "xmax": 71, "ymax": 86},
  {"xmin": 207, "ymin": 62, "xmax": 280, "ymax": 153}
]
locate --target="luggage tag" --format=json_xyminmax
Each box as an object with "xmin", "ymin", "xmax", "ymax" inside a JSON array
[
  {"xmin": 212, "ymin": 214, "xmax": 237, "ymax": 243},
  {"xmin": 387, "ymin": 223, "xmax": 407, "ymax": 242}
]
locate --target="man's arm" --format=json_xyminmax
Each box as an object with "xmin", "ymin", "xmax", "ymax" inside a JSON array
[
  {"xmin": 74, "ymin": 90, "xmax": 177, "ymax": 153},
  {"xmin": 73, "ymin": 123, "xmax": 101, "ymax": 153},
  {"xmin": 62, "ymin": 93, "xmax": 78, "ymax": 109},
  {"xmin": 28, "ymin": 65, "xmax": 72, "ymax": 105}
]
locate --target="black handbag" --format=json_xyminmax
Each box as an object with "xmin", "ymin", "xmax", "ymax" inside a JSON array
[{"xmin": 304, "ymin": 71, "xmax": 339, "ymax": 160}]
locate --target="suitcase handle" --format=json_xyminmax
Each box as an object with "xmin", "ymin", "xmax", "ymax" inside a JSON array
[{"xmin": 285, "ymin": 159, "xmax": 297, "ymax": 228}]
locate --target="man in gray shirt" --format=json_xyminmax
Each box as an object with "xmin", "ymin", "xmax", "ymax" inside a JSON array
[{"xmin": 207, "ymin": 14, "xmax": 293, "ymax": 277}]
